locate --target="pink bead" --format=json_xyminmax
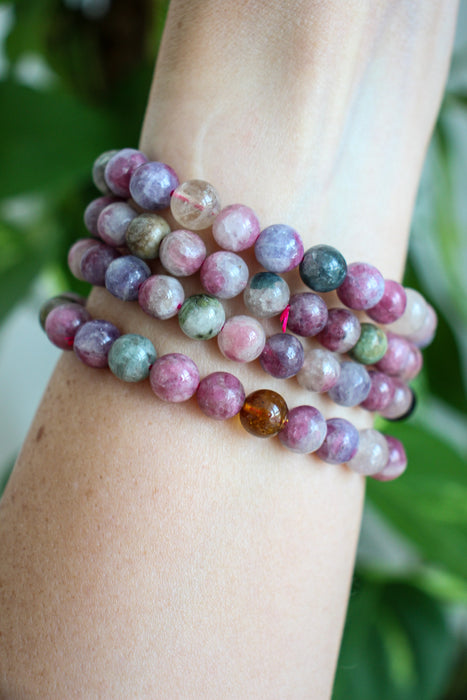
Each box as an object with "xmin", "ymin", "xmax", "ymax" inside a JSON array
[
  {"xmin": 159, "ymin": 230, "xmax": 207, "ymax": 277},
  {"xmin": 80, "ymin": 242, "xmax": 120, "ymax": 286},
  {"xmin": 104, "ymin": 148, "xmax": 148, "ymax": 198},
  {"xmin": 379, "ymin": 379, "xmax": 414, "ymax": 419},
  {"xmin": 399, "ymin": 343, "xmax": 423, "ymax": 381},
  {"xmin": 360, "ymin": 371, "xmax": 395, "ymax": 412},
  {"xmin": 367, "ymin": 280, "xmax": 407, "ymax": 324},
  {"xmin": 375, "ymin": 333, "xmax": 411, "ymax": 376},
  {"xmin": 138, "ymin": 275, "xmax": 185, "ymax": 320},
  {"xmin": 45, "ymin": 302, "xmax": 91, "ymax": 350},
  {"xmin": 371, "ymin": 435, "xmax": 407, "ymax": 481},
  {"xmin": 84, "ymin": 195, "xmax": 118, "ymax": 236},
  {"xmin": 196, "ymin": 372, "xmax": 245, "ymax": 420},
  {"xmin": 337, "ymin": 262, "xmax": 385, "ymax": 310},
  {"xmin": 149, "ymin": 353, "xmax": 200, "ymax": 402},
  {"xmin": 68, "ymin": 239, "xmax": 97, "ymax": 280},
  {"xmin": 97, "ymin": 201, "xmax": 138, "ymax": 246},
  {"xmin": 278, "ymin": 405, "xmax": 327, "ymax": 454},
  {"xmin": 200, "ymin": 251, "xmax": 249, "ymax": 299},
  {"xmin": 408, "ymin": 303, "xmax": 438, "ymax": 348},
  {"xmin": 217, "ymin": 315, "xmax": 266, "ymax": 363},
  {"xmin": 316, "ymin": 308, "xmax": 361, "ymax": 353},
  {"xmin": 212, "ymin": 204, "xmax": 261, "ymax": 251}
]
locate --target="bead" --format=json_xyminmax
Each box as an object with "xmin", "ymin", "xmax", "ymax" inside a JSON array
[
  {"xmin": 129, "ymin": 161, "xmax": 179, "ymax": 210},
  {"xmin": 380, "ymin": 380, "xmax": 415, "ymax": 420},
  {"xmin": 408, "ymin": 303, "xmax": 437, "ymax": 348},
  {"xmin": 125, "ymin": 213, "xmax": 171, "ymax": 260},
  {"xmin": 170, "ymin": 179, "xmax": 221, "ymax": 230},
  {"xmin": 39, "ymin": 293, "xmax": 86, "ymax": 330},
  {"xmin": 74, "ymin": 319, "xmax": 120, "ymax": 368},
  {"xmin": 387, "ymin": 288, "xmax": 428, "ymax": 336},
  {"xmin": 105, "ymin": 255, "xmax": 151, "ymax": 301},
  {"xmin": 243, "ymin": 272, "xmax": 290, "ymax": 318},
  {"xmin": 97, "ymin": 201, "xmax": 138, "ymax": 247},
  {"xmin": 286, "ymin": 293, "xmax": 328, "ymax": 337},
  {"xmin": 108, "ymin": 333, "xmax": 156, "ymax": 382},
  {"xmin": 372, "ymin": 436, "xmax": 407, "ymax": 481},
  {"xmin": 375, "ymin": 332, "xmax": 411, "ymax": 375},
  {"xmin": 178, "ymin": 294, "xmax": 226, "ymax": 340},
  {"xmin": 337, "ymin": 262, "xmax": 385, "ymax": 310},
  {"xmin": 239, "ymin": 389, "xmax": 288, "ymax": 438},
  {"xmin": 217, "ymin": 315, "xmax": 266, "ymax": 363},
  {"xmin": 360, "ymin": 370, "xmax": 395, "ymax": 412},
  {"xmin": 327, "ymin": 361, "xmax": 371, "ymax": 407},
  {"xmin": 350, "ymin": 323, "xmax": 388, "ymax": 365},
  {"xmin": 399, "ymin": 343, "xmax": 423, "ymax": 381},
  {"xmin": 299, "ymin": 244, "xmax": 347, "ymax": 292},
  {"xmin": 159, "ymin": 229, "xmax": 207, "ymax": 276},
  {"xmin": 259, "ymin": 333, "xmax": 304, "ymax": 379},
  {"xmin": 92, "ymin": 149, "xmax": 119, "ymax": 194},
  {"xmin": 138, "ymin": 274, "xmax": 185, "ymax": 320},
  {"xmin": 200, "ymin": 251, "xmax": 249, "ymax": 299},
  {"xmin": 254, "ymin": 224, "xmax": 304, "ymax": 273},
  {"xmin": 149, "ymin": 353, "xmax": 200, "ymax": 402},
  {"xmin": 367, "ymin": 280, "xmax": 407, "ymax": 324},
  {"xmin": 104, "ymin": 148, "xmax": 148, "ymax": 198},
  {"xmin": 45, "ymin": 303, "xmax": 91, "ymax": 350},
  {"xmin": 316, "ymin": 418, "xmax": 359, "ymax": 464},
  {"xmin": 196, "ymin": 372, "xmax": 246, "ymax": 420},
  {"xmin": 278, "ymin": 405, "xmax": 327, "ymax": 454},
  {"xmin": 80, "ymin": 242, "xmax": 120, "ymax": 286},
  {"xmin": 347, "ymin": 429, "xmax": 390, "ymax": 476},
  {"xmin": 212, "ymin": 204, "xmax": 261, "ymax": 251},
  {"xmin": 68, "ymin": 239, "xmax": 98, "ymax": 280},
  {"xmin": 316, "ymin": 308, "xmax": 361, "ymax": 353},
  {"xmin": 84, "ymin": 195, "xmax": 118, "ymax": 236},
  {"xmin": 297, "ymin": 347, "xmax": 341, "ymax": 393}
]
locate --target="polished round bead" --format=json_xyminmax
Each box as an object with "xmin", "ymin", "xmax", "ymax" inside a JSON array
[
  {"xmin": 278, "ymin": 405, "xmax": 327, "ymax": 454},
  {"xmin": 212, "ymin": 204, "xmax": 261, "ymax": 251},
  {"xmin": 243, "ymin": 272, "xmax": 290, "ymax": 318},
  {"xmin": 347, "ymin": 429, "xmax": 390, "ymax": 476},
  {"xmin": 129, "ymin": 161, "xmax": 179, "ymax": 210},
  {"xmin": 178, "ymin": 294, "xmax": 225, "ymax": 340},
  {"xmin": 387, "ymin": 288, "xmax": 428, "ymax": 336},
  {"xmin": 367, "ymin": 280, "xmax": 407, "ymax": 324},
  {"xmin": 239, "ymin": 389, "xmax": 288, "ymax": 438},
  {"xmin": 200, "ymin": 251, "xmax": 249, "ymax": 299},
  {"xmin": 360, "ymin": 370, "xmax": 395, "ymax": 412},
  {"xmin": 92, "ymin": 149, "xmax": 119, "ymax": 193},
  {"xmin": 108, "ymin": 333, "xmax": 156, "ymax": 382},
  {"xmin": 337, "ymin": 262, "xmax": 385, "ymax": 310},
  {"xmin": 217, "ymin": 315, "xmax": 266, "ymax": 363},
  {"xmin": 80, "ymin": 242, "xmax": 120, "ymax": 286},
  {"xmin": 68, "ymin": 238, "xmax": 98, "ymax": 280},
  {"xmin": 316, "ymin": 308, "xmax": 361, "ymax": 353},
  {"xmin": 196, "ymin": 372, "xmax": 245, "ymax": 420},
  {"xmin": 316, "ymin": 418, "xmax": 359, "ymax": 464},
  {"xmin": 125, "ymin": 213, "xmax": 171, "ymax": 260},
  {"xmin": 159, "ymin": 229, "xmax": 207, "ymax": 276},
  {"xmin": 380, "ymin": 379, "xmax": 415, "ymax": 420},
  {"xmin": 39, "ymin": 293, "xmax": 86, "ymax": 330},
  {"xmin": 105, "ymin": 255, "xmax": 151, "ymax": 301},
  {"xmin": 84, "ymin": 195, "xmax": 118, "ymax": 236},
  {"xmin": 375, "ymin": 332, "xmax": 411, "ymax": 375},
  {"xmin": 372, "ymin": 436, "xmax": 407, "ymax": 481},
  {"xmin": 170, "ymin": 179, "xmax": 221, "ymax": 230},
  {"xmin": 254, "ymin": 224, "xmax": 304, "ymax": 273},
  {"xmin": 259, "ymin": 333, "xmax": 304, "ymax": 379},
  {"xmin": 407, "ymin": 303, "xmax": 437, "ymax": 348},
  {"xmin": 286, "ymin": 293, "xmax": 328, "ymax": 337},
  {"xmin": 97, "ymin": 201, "xmax": 138, "ymax": 247},
  {"xmin": 45, "ymin": 303, "xmax": 91, "ymax": 350},
  {"xmin": 74, "ymin": 319, "xmax": 120, "ymax": 368},
  {"xmin": 149, "ymin": 353, "xmax": 200, "ymax": 402},
  {"xmin": 104, "ymin": 148, "xmax": 148, "ymax": 198},
  {"xmin": 299, "ymin": 244, "xmax": 347, "ymax": 292},
  {"xmin": 327, "ymin": 361, "xmax": 371, "ymax": 407},
  {"xmin": 350, "ymin": 323, "xmax": 388, "ymax": 365},
  {"xmin": 297, "ymin": 347, "xmax": 341, "ymax": 393},
  {"xmin": 400, "ymin": 343, "xmax": 423, "ymax": 381},
  {"xmin": 138, "ymin": 274, "xmax": 185, "ymax": 320}
]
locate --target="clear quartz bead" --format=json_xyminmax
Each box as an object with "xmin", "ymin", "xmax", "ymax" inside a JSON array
[
  {"xmin": 347, "ymin": 429, "xmax": 390, "ymax": 476},
  {"xmin": 170, "ymin": 180, "xmax": 221, "ymax": 230},
  {"xmin": 386, "ymin": 288, "xmax": 428, "ymax": 336}
]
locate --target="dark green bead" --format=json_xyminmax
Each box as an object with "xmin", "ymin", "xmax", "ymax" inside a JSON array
[
  {"xmin": 299, "ymin": 245, "xmax": 347, "ymax": 292},
  {"xmin": 350, "ymin": 323, "xmax": 388, "ymax": 364}
]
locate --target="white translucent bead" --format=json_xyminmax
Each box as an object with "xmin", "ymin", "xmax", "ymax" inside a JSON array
[
  {"xmin": 170, "ymin": 180, "xmax": 221, "ymax": 230},
  {"xmin": 297, "ymin": 348, "xmax": 341, "ymax": 393},
  {"xmin": 386, "ymin": 288, "xmax": 428, "ymax": 336},
  {"xmin": 347, "ymin": 429, "xmax": 389, "ymax": 476}
]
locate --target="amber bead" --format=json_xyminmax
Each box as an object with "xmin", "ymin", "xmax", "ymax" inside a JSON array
[{"xmin": 239, "ymin": 389, "xmax": 288, "ymax": 438}]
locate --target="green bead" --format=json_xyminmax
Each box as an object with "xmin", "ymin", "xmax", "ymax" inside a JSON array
[
  {"xmin": 350, "ymin": 323, "xmax": 388, "ymax": 365},
  {"xmin": 108, "ymin": 334, "xmax": 157, "ymax": 382},
  {"xmin": 178, "ymin": 294, "xmax": 226, "ymax": 340}
]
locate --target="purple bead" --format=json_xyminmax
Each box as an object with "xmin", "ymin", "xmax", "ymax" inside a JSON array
[
  {"xmin": 212, "ymin": 204, "xmax": 261, "ymax": 251},
  {"xmin": 327, "ymin": 361, "xmax": 371, "ymax": 407},
  {"xmin": 287, "ymin": 293, "xmax": 328, "ymax": 337},
  {"xmin": 104, "ymin": 148, "xmax": 148, "ymax": 198},
  {"xmin": 105, "ymin": 255, "xmax": 151, "ymax": 301},
  {"xmin": 97, "ymin": 201, "xmax": 138, "ymax": 246},
  {"xmin": 196, "ymin": 372, "xmax": 245, "ymax": 420},
  {"xmin": 360, "ymin": 371, "xmax": 396, "ymax": 412},
  {"xmin": 278, "ymin": 405, "xmax": 327, "ymax": 454},
  {"xmin": 138, "ymin": 274, "xmax": 185, "ymax": 320},
  {"xmin": 297, "ymin": 347, "xmax": 341, "ymax": 393},
  {"xmin": 68, "ymin": 239, "xmax": 98, "ymax": 280},
  {"xmin": 316, "ymin": 418, "xmax": 359, "ymax": 464},
  {"xmin": 129, "ymin": 161, "xmax": 180, "ymax": 210},
  {"xmin": 379, "ymin": 379, "xmax": 414, "ymax": 420},
  {"xmin": 73, "ymin": 319, "xmax": 120, "ymax": 368},
  {"xmin": 80, "ymin": 242, "xmax": 120, "ymax": 286},
  {"xmin": 39, "ymin": 293, "xmax": 87, "ymax": 330},
  {"xmin": 367, "ymin": 279, "xmax": 407, "ymax": 324},
  {"xmin": 84, "ymin": 195, "xmax": 118, "ymax": 236},
  {"xmin": 375, "ymin": 332, "xmax": 411, "ymax": 375},
  {"xmin": 149, "ymin": 353, "xmax": 200, "ymax": 402},
  {"xmin": 217, "ymin": 315, "xmax": 266, "ymax": 363},
  {"xmin": 337, "ymin": 262, "xmax": 385, "ymax": 310},
  {"xmin": 316, "ymin": 308, "xmax": 361, "ymax": 353},
  {"xmin": 200, "ymin": 251, "xmax": 249, "ymax": 299},
  {"xmin": 45, "ymin": 303, "xmax": 91, "ymax": 350},
  {"xmin": 259, "ymin": 333, "xmax": 304, "ymax": 379},
  {"xmin": 254, "ymin": 224, "xmax": 304, "ymax": 273},
  {"xmin": 159, "ymin": 230, "xmax": 207, "ymax": 277},
  {"xmin": 399, "ymin": 343, "xmax": 423, "ymax": 381},
  {"xmin": 371, "ymin": 436, "xmax": 407, "ymax": 481}
]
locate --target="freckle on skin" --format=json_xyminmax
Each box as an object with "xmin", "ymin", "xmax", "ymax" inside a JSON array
[{"xmin": 35, "ymin": 426, "xmax": 45, "ymax": 443}]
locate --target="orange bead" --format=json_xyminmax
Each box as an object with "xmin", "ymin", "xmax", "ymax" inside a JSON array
[{"xmin": 239, "ymin": 389, "xmax": 288, "ymax": 438}]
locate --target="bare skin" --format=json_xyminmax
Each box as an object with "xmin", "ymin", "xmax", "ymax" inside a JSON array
[{"xmin": 0, "ymin": 2, "xmax": 458, "ymax": 698}]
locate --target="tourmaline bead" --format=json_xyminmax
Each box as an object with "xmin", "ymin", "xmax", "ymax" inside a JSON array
[
  {"xmin": 68, "ymin": 239, "xmax": 98, "ymax": 280},
  {"xmin": 299, "ymin": 244, "xmax": 347, "ymax": 292},
  {"xmin": 278, "ymin": 405, "xmax": 327, "ymax": 454},
  {"xmin": 316, "ymin": 308, "xmax": 361, "ymax": 353},
  {"xmin": 129, "ymin": 161, "xmax": 179, "ymax": 210},
  {"xmin": 372, "ymin": 435, "xmax": 407, "ymax": 481},
  {"xmin": 287, "ymin": 292, "xmax": 328, "ymax": 337},
  {"xmin": 39, "ymin": 293, "xmax": 86, "ymax": 330},
  {"xmin": 337, "ymin": 262, "xmax": 385, "ymax": 310},
  {"xmin": 360, "ymin": 370, "xmax": 395, "ymax": 412},
  {"xmin": 316, "ymin": 418, "xmax": 359, "ymax": 464},
  {"xmin": 297, "ymin": 347, "xmax": 341, "ymax": 393},
  {"xmin": 196, "ymin": 372, "xmax": 245, "ymax": 420},
  {"xmin": 347, "ymin": 429, "xmax": 390, "ymax": 476},
  {"xmin": 159, "ymin": 230, "xmax": 207, "ymax": 276},
  {"xmin": 367, "ymin": 280, "xmax": 407, "ymax": 324},
  {"xmin": 97, "ymin": 201, "xmax": 138, "ymax": 247},
  {"xmin": 108, "ymin": 333, "xmax": 156, "ymax": 382},
  {"xmin": 170, "ymin": 180, "xmax": 221, "ymax": 230},
  {"xmin": 105, "ymin": 255, "xmax": 151, "ymax": 301},
  {"xmin": 104, "ymin": 148, "xmax": 148, "ymax": 198},
  {"xmin": 80, "ymin": 242, "xmax": 120, "ymax": 286},
  {"xmin": 217, "ymin": 315, "xmax": 266, "ymax": 363},
  {"xmin": 45, "ymin": 303, "xmax": 91, "ymax": 350},
  {"xmin": 387, "ymin": 288, "xmax": 428, "ymax": 336},
  {"xmin": 125, "ymin": 213, "xmax": 171, "ymax": 260},
  {"xmin": 73, "ymin": 319, "xmax": 120, "ymax": 368},
  {"xmin": 212, "ymin": 204, "xmax": 261, "ymax": 251},
  {"xmin": 178, "ymin": 294, "xmax": 225, "ymax": 340},
  {"xmin": 259, "ymin": 333, "xmax": 304, "ymax": 379},
  {"xmin": 84, "ymin": 195, "xmax": 118, "ymax": 236},
  {"xmin": 254, "ymin": 224, "xmax": 304, "ymax": 273},
  {"xmin": 399, "ymin": 343, "xmax": 423, "ymax": 381},
  {"xmin": 138, "ymin": 274, "xmax": 185, "ymax": 320},
  {"xmin": 149, "ymin": 353, "xmax": 200, "ymax": 402},
  {"xmin": 92, "ymin": 149, "xmax": 119, "ymax": 194},
  {"xmin": 350, "ymin": 323, "xmax": 388, "ymax": 365},
  {"xmin": 200, "ymin": 251, "xmax": 249, "ymax": 299},
  {"xmin": 327, "ymin": 361, "xmax": 371, "ymax": 407},
  {"xmin": 243, "ymin": 272, "xmax": 290, "ymax": 318},
  {"xmin": 375, "ymin": 332, "xmax": 411, "ymax": 375},
  {"xmin": 407, "ymin": 303, "xmax": 437, "ymax": 348},
  {"xmin": 239, "ymin": 389, "xmax": 288, "ymax": 438},
  {"xmin": 380, "ymin": 379, "xmax": 415, "ymax": 420}
]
